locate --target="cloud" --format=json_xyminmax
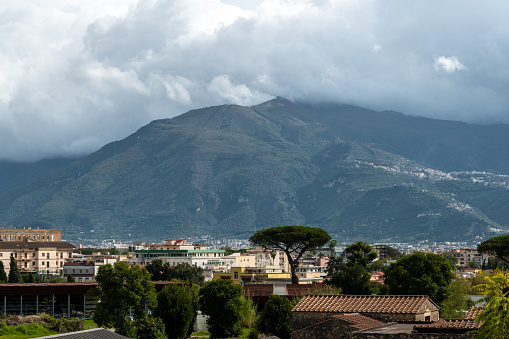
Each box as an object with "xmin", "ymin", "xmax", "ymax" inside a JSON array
[
  {"xmin": 434, "ymin": 56, "xmax": 465, "ymax": 73},
  {"xmin": 1, "ymin": 0, "xmax": 509, "ymax": 161}
]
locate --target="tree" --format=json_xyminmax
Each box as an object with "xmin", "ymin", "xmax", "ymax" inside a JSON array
[
  {"xmin": 134, "ymin": 315, "xmax": 167, "ymax": 339},
  {"xmin": 328, "ymin": 239, "xmax": 337, "ymax": 258},
  {"xmin": 166, "ymin": 263, "xmax": 204, "ymax": 286},
  {"xmin": 0, "ymin": 261, "xmax": 7, "ymax": 283},
  {"xmin": 154, "ymin": 283, "xmax": 196, "ymax": 339},
  {"xmin": 67, "ymin": 274, "xmax": 76, "ymax": 282},
  {"xmin": 477, "ymin": 235, "xmax": 509, "ymax": 264},
  {"xmin": 199, "ymin": 279, "xmax": 243, "ymax": 338},
  {"xmin": 257, "ymin": 295, "xmax": 293, "ymax": 339},
  {"xmin": 8, "ymin": 254, "xmax": 22, "ymax": 283},
  {"xmin": 249, "ymin": 226, "xmax": 331, "ymax": 284},
  {"xmin": 473, "ymin": 270, "xmax": 509, "ymax": 338},
  {"xmin": 23, "ymin": 272, "xmax": 36, "ymax": 283},
  {"xmin": 440, "ymin": 277, "xmax": 472, "ymax": 318},
  {"xmin": 93, "ymin": 262, "xmax": 157, "ymax": 334},
  {"xmin": 326, "ymin": 241, "xmax": 378, "ymax": 294},
  {"xmin": 442, "ymin": 254, "xmax": 458, "ymax": 268},
  {"xmin": 384, "ymin": 252, "xmax": 454, "ymax": 305},
  {"xmin": 147, "ymin": 261, "xmax": 205, "ymax": 286}
]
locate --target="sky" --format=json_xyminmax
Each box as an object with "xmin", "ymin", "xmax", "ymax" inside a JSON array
[{"xmin": 1, "ymin": 0, "xmax": 509, "ymax": 161}]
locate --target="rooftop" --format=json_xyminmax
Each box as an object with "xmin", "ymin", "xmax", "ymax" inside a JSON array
[{"xmin": 293, "ymin": 295, "xmax": 439, "ymax": 314}]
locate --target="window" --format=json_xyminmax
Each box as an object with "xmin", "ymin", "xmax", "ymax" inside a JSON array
[
  {"xmin": 32, "ymin": 262, "xmax": 35, "ymax": 266},
  {"xmin": 60, "ymin": 262, "xmax": 63, "ymax": 267},
  {"xmin": 24, "ymin": 253, "xmax": 27, "ymax": 258},
  {"xmin": 42, "ymin": 261, "xmax": 45, "ymax": 265},
  {"xmin": 60, "ymin": 253, "xmax": 63, "ymax": 258},
  {"xmin": 47, "ymin": 253, "xmax": 50, "ymax": 258},
  {"xmin": 14, "ymin": 253, "xmax": 17, "ymax": 258},
  {"xmin": 24, "ymin": 262, "xmax": 27, "ymax": 267},
  {"xmin": 234, "ymin": 272, "xmax": 239, "ymax": 279},
  {"xmin": 0, "ymin": 253, "xmax": 2, "ymax": 257},
  {"xmin": 42, "ymin": 253, "xmax": 45, "ymax": 257}
]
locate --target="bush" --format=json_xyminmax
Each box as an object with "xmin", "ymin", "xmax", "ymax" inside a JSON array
[{"xmin": 257, "ymin": 295, "xmax": 292, "ymax": 339}]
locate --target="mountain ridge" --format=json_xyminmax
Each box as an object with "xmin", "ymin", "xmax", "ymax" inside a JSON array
[{"xmin": 1, "ymin": 98, "xmax": 509, "ymax": 243}]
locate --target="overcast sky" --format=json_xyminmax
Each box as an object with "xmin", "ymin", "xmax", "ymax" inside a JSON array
[{"xmin": 1, "ymin": 0, "xmax": 509, "ymax": 161}]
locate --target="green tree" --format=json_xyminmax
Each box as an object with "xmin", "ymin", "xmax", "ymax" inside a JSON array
[
  {"xmin": 442, "ymin": 254, "xmax": 458, "ymax": 269},
  {"xmin": 199, "ymin": 279, "xmax": 243, "ymax": 338},
  {"xmin": 8, "ymin": 254, "xmax": 22, "ymax": 283},
  {"xmin": 249, "ymin": 226, "xmax": 331, "ymax": 284},
  {"xmin": 257, "ymin": 295, "xmax": 292, "ymax": 339},
  {"xmin": 440, "ymin": 278, "xmax": 472, "ymax": 318},
  {"xmin": 473, "ymin": 270, "xmax": 509, "ymax": 338},
  {"xmin": 0, "ymin": 261, "xmax": 7, "ymax": 283},
  {"xmin": 93, "ymin": 262, "xmax": 157, "ymax": 334},
  {"xmin": 67, "ymin": 274, "xmax": 76, "ymax": 283},
  {"xmin": 154, "ymin": 284, "xmax": 196, "ymax": 339},
  {"xmin": 166, "ymin": 263, "xmax": 204, "ymax": 286},
  {"xmin": 477, "ymin": 235, "xmax": 509, "ymax": 264},
  {"xmin": 22, "ymin": 272, "xmax": 36, "ymax": 283},
  {"xmin": 326, "ymin": 241, "xmax": 378, "ymax": 294},
  {"xmin": 328, "ymin": 239, "xmax": 337, "ymax": 258},
  {"xmin": 384, "ymin": 252, "xmax": 454, "ymax": 305},
  {"xmin": 146, "ymin": 259, "xmax": 166, "ymax": 281},
  {"xmin": 134, "ymin": 315, "xmax": 167, "ymax": 339}
]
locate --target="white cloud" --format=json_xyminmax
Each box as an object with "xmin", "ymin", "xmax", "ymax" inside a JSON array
[
  {"xmin": 1, "ymin": 0, "xmax": 509, "ymax": 161},
  {"xmin": 434, "ymin": 56, "xmax": 465, "ymax": 73}
]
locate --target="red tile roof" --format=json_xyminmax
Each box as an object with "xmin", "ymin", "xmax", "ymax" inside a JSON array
[
  {"xmin": 414, "ymin": 319, "xmax": 480, "ymax": 332},
  {"xmin": 293, "ymin": 295, "xmax": 438, "ymax": 314},
  {"xmin": 334, "ymin": 313, "xmax": 386, "ymax": 330},
  {"xmin": 243, "ymin": 284, "xmax": 274, "ymax": 297},
  {"xmin": 465, "ymin": 306, "xmax": 483, "ymax": 320}
]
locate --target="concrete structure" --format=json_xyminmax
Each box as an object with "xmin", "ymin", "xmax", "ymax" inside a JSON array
[
  {"xmin": 222, "ymin": 253, "xmax": 256, "ymax": 268},
  {"xmin": 442, "ymin": 248, "xmax": 489, "ymax": 267},
  {"xmin": 213, "ymin": 266, "xmax": 291, "ymax": 285},
  {"xmin": 63, "ymin": 262, "xmax": 97, "ymax": 282},
  {"xmin": 0, "ymin": 241, "xmax": 75, "ymax": 277},
  {"xmin": 0, "ymin": 227, "xmax": 61, "ymax": 242},
  {"xmin": 247, "ymin": 246, "xmax": 290, "ymax": 272},
  {"xmin": 295, "ymin": 265, "xmax": 325, "ymax": 283}
]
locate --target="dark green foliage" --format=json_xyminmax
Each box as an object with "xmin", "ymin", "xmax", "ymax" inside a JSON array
[
  {"xmin": 384, "ymin": 252, "xmax": 454, "ymax": 305},
  {"xmin": 134, "ymin": 315, "xmax": 167, "ymax": 339},
  {"xmin": 0, "ymin": 322, "xmax": 51, "ymax": 336},
  {"xmin": 23, "ymin": 272, "xmax": 36, "ymax": 283},
  {"xmin": 93, "ymin": 262, "xmax": 157, "ymax": 332},
  {"xmin": 67, "ymin": 274, "xmax": 75, "ymax": 282},
  {"xmin": 146, "ymin": 260, "xmax": 205, "ymax": 286},
  {"xmin": 257, "ymin": 295, "xmax": 292, "ymax": 339},
  {"xmin": 0, "ymin": 261, "xmax": 7, "ymax": 283},
  {"xmin": 326, "ymin": 241, "xmax": 378, "ymax": 294},
  {"xmin": 8, "ymin": 254, "xmax": 22, "ymax": 283},
  {"xmin": 477, "ymin": 235, "xmax": 509, "ymax": 264},
  {"xmin": 154, "ymin": 283, "xmax": 196, "ymax": 339},
  {"xmin": 441, "ymin": 254, "xmax": 458, "ymax": 269},
  {"xmin": 440, "ymin": 278, "xmax": 472, "ymax": 319},
  {"xmin": 199, "ymin": 279, "xmax": 243, "ymax": 338},
  {"xmin": 250, "ymin": 225, "xmax": 331, "ymax": 284}
]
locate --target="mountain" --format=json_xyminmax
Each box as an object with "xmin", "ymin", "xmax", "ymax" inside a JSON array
[{"xmin": 1, "ymin": 98, "xmax": 509, "ymax": 243}]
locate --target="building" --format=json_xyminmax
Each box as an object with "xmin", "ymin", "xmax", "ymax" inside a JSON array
[
  {"xmin": 0, "ymin": 241, "xmax": 75, "ymax": 277},
  {"xmin": 0, "ymin": 227, "xmax": 61, "ymax": 242},
  {"xmin": 63, "ymin": 262, "xmax": 97, "ymax": 282},
  {"xmin": 295, "ymin": 265, "xmax": 325, "ymax": 283},
  {"xmin": 442, "ymin": 248, "xmax": 489, "ymax": 267},
  {"xmin": 247, "ymin": 246, "xmax": 290, "ymax": 272},
  {"xmin": 213, "ymin": 266, "xmax": 291, "ymax": 285},
  {"xmin": 221, "ymin": 253, "xmax": 256, "ymax": 268},
  {"xmin": 292, "ymin": 295, "xmax": 442, "ymax": 339}
]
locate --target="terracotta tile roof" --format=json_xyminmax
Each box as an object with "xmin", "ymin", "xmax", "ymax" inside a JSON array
[
  {"xmin": 465, "ymin": 306, "xmax": 483, "ymax": 320},
  {"xmin": 334, "ymin": 313, "xmax": 386, "ymax": 330},
  {"xmin": 243, "ymin": 284, "xmax": 274, "ymax": 297},
  {"xmin": 292, "ymin": 295, "xmax": 438, "ymax": 314},
  {"xmin": 414, "ymin": 319, "xmax": 480, "ymax": 332}
]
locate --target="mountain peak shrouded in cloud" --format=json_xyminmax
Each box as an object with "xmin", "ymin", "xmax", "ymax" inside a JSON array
[{"xmin": 1, "ymin": 0, "xmax": 509, "ymax": 161}]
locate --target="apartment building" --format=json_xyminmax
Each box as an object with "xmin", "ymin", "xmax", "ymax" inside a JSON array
[
  {"xmin": 442, "ymin": 248, "xmax": 489, "ymax": 267},
  {"xmin": 0, "ymin": 241, "xmax": 75, "ymax": 277},
  {"xmin": 0, "ymin": 227, "xmax": 61, "ymax": 242}
]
